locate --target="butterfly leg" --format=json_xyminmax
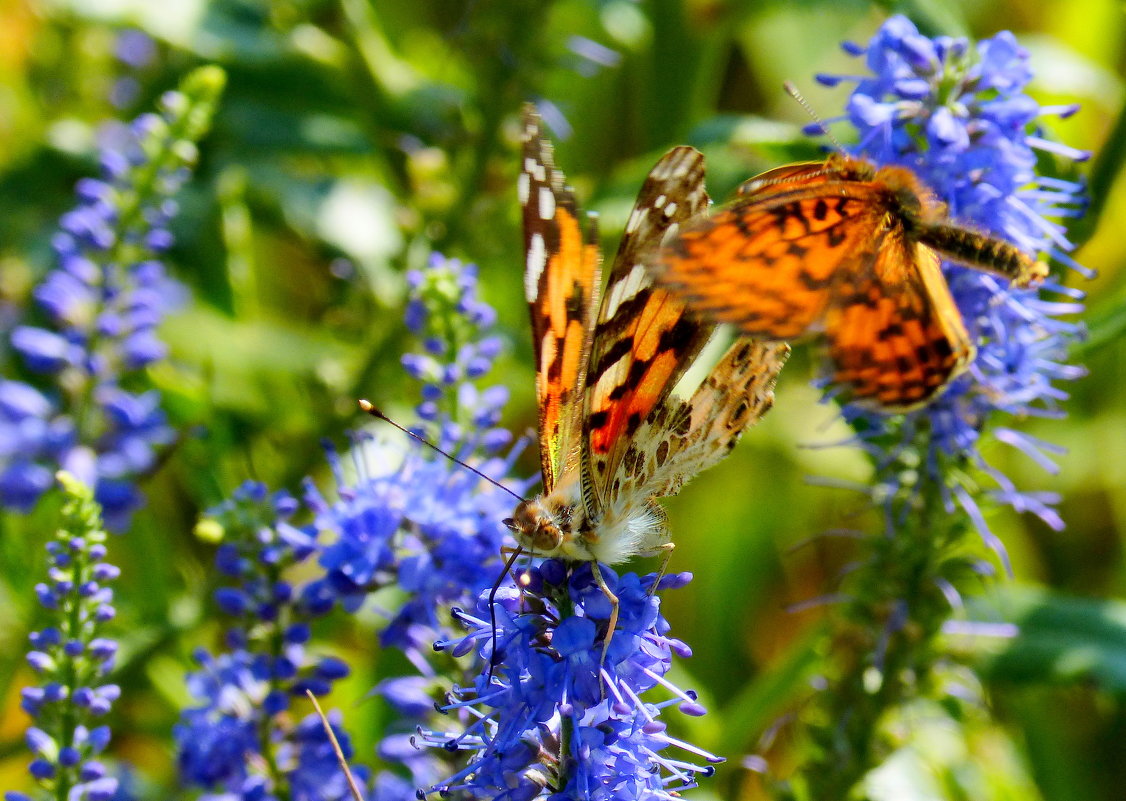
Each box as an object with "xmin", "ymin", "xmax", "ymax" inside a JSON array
[
  {"xmin": 590, "ymin": 561, "xmax": 620, "ymax": 692},
  {"xmin": 647, "ymin": 542, "xmax": 676, "ymax": 598},
  {"xmin": 486, "ymin": 546, "xmax": 524, "ymax": 685}
]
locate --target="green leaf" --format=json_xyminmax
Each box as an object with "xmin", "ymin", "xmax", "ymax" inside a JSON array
[
  {"xmin": 1069, "ymin": 96, "xmax": 1126, "ymax": 250},
  {"xmin": 967, "ymin": 586, "xmax": 1126, "ymax": 693},
  {"xmin": 1079, "ymin": 282, "xmax": 1126, "ymax": 356}
]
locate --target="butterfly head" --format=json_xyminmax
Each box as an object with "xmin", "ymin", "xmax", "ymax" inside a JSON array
[{"xmin": 505, "ymin": 498, "xmax": 566, "ymax": 554}]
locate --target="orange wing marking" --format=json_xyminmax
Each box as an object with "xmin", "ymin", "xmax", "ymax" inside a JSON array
[{"xmin": 654, "ymin": 154, "xmax": 1044, "ymax": 409}]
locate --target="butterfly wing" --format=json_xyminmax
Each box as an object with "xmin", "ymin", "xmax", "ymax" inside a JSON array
[
  {"xmin": 521, "ymin": 106, "xmax": 602, "ymax": 492},
  {"xmin": 610, "ymin": 337, "xmax": 789, "ymax": 510},
  {"xmin": 825, "ymin": 234, "xmax": 975, "ymax": 409},
  {"xmin": 655, "ymin": 180, "xmax": 898, "ymax": 340},
  {"xmin": 584, "ymin": 146, "xmax": 715, "ymax": 503}
]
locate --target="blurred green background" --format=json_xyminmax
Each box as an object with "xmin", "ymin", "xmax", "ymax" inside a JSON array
[{"xmin": 0, "ymin": 0, "xmax": 1123, "ymax": 798}]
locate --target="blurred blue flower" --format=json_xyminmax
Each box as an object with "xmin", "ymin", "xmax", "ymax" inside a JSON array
[
  {"xmin": 175, "ymin": 482, "xmax": 361, "ymax": 800},
  {"xmin": 422, "ymin": 561, "xmax": 717, "ymax": 800},
  {"xmin": 817, "ymin": 15, "xmax": 1087, "ymax": 536},
  {"xmin": 178, "ymin": 252, "xmax": 529, "ymax": 799},
  {"xmin": 309, "ymin": 253, "xmax": 526, "ymax": 659},
  {"xmin": 0, "ymin": 68, "xmax": 223, "ymax": 527},
  {"xmin": 176, "ymin": 651, "xmax": 369, "ymax": 801},
  {"xmin": 7, "ymin": 473, "xmax": 121, "ymax": 801}
]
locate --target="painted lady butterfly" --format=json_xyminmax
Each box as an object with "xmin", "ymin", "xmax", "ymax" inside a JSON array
[
  {"xmin": 652, "ymin": 154, "xmax": 1046, "ymax": 410},
  {"xmin": 505, "ymin": 107, "xmax": 788, "ymax": 645}
]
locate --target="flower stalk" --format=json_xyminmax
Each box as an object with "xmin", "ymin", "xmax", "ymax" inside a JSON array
[
  {"xmin": 777, "ymin": 17, "xmax": 1088, "ymax": 798},
  {"xmin": 0, "ymin": 65, "xmax": 224, "ymax": 526},
  {"xmin": 7, "ymin": 472, "xmax": 122, "ymax": 801}
]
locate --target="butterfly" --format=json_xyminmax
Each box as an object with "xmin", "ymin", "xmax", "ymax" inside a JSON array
[
  {"xmin": 505, "ymin": 106, "xmax": 789, "ymax": 656},
  {"xmin": 650, "ymin": 154, "xmax": 1048, "ymax": 410}
]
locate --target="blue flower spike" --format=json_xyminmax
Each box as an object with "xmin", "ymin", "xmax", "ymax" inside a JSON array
[
  {"xmin": 773, "ymin": 17, "xmax": 1090, "ymax": 799},
  {"xmin": 176, "ymin": 254, "xmax": 531, "ymax": 799},
  {"xmin": 0, "ymin": 65, "xmax": 225, "ymax": 527},
  {"xmin": 7, "ymin": 472, "xmax": 122, "ymax": 801},
  {"xmin": 821, "ymin": 15, "xmax": 1088, "ymax": 535},
  {"xmin": 175, "ymin": 481, "xmax": 370, "ymax": 801},
  {"xmin": 421, "ymin": 560, "xmax": 719, "ymax": 800}
]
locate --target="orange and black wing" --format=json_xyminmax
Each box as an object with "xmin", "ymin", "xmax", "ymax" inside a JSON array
[
  {"xmin": 825, "ymin": 233, "xmax": 974, "ymax": 410},
  {"xmin": 521, "ymin": 106, "xmax": 602, "ymax": 492},
  {"xmin": 612, "ymin": 337, "xmax": 790, "ymax": 509},
  {"xmin": 655, "ymin": 166, "xmax": 978, "ymax": 409},
  {"xmin": 655, "ymin": 180, "xmax": 889, "ymax": 340},
  {"xmin": 584, "ymin": 146, "xmax": 714, "ymax": 500}
]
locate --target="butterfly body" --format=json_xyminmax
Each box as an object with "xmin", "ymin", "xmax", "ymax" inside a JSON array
[
  {"xmin": 511, "ymin": 106, "xmax": 788, "ymax": 569},
  {"xmin": 508, "ymin": 482, "xmax": 667, "ymax": 566},
  {"xmin": 657, "ymin": 153, "xmax": 1045, "ymax": 410}
]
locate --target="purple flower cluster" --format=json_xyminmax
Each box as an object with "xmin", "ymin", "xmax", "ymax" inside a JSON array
[
  {"xmin": 176, "ymin": 253, "xmax": 529, "ymax": 798},
  {"xmin": 304, "ymin": 432, "xmax": 521, "ymax": 659},
  {"xmin": 176, "ymin": 648, "xmax": 367, "ymax": 801},
  {"xmin": 817, "ymin": 16, "xmax": 1088, "ymax": 534},
  {"xmin": 175, "ymin": 481, "xmax": 356, "ymax": 799},
  {"xmin": 305, "ymin": 255, "xmax": 529, "ymax": 791},
  {"xmin": 309, "ymin": 254, "xmax": 525, "ymax": 654},
  {"xmin": 6, "ymin": 473, "xmax": 122, "ymax": 801},
  {"xmin": 422, "ymin": 561, "xmax": 718, "ymax": 800},
  {"xmin": 0, "ymin": 66, "xmax": 224, "ymax": 528}
]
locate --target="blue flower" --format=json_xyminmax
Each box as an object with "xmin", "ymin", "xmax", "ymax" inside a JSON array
[
  {"xmin": 817, "ymin": 16, "xmax": 1088, "ymax": 536},
  {"xmin": 310, "ymin": 253, "xmax": 526, "ymax": 658},
  {"xmin": 10, "ymin": 473, "xmax": 121, "ymax": 801},
  {"xmin": 422, "ymin": 561, "xmax": 717, "ymax": 800},
  {"xmin": 175, "ymin": 253, "xmax": 527, "ymax": 799},
  {"xmin": 176, "ymin": 650, "xmax": 369, "ymax": 801},
  {"xmin": 0, "ymin": 67, "xmax": 223, "ymax": 527},
  {"xmin": 175, "ymin": 480, "xmax": 366, "ymax": 800}
]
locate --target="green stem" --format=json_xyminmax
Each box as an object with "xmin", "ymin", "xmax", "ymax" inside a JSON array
[
  {"xmin": 54, "ymin": 541, "xmax": 89, "ymax": 801},
  {"xmin": 794, "ymin": 454, "xmax": 965, "ymax": 798},
  {"xmin": 259, "ymin": 561, "xmax": 290, "ymax": 800}
]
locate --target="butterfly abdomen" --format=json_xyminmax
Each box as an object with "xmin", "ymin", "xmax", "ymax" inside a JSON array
[{"xmin": 921, "ymin": 224, "xmax": 1045, "ymax": 286}]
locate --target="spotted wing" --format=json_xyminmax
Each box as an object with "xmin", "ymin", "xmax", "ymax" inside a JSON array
[
  {"xmin": 654, "ymin": 180, "xmax": 893, "ymax": 340},
  {"xmin": 655, "ymin": 155, "xmax": 982, "ymax": 409},
  {"xmin": 607, "ymin": 338, "xmax": 790, "ymax": 515},
  {"xmin": 521, "ymin": 106, "xmax": 602, "ymax": 492},
  {"xmin": 825, "ymin": 235, "xmax": 974, "ymax": 409},
  {"xmin": 585, "ymin": 146, "xmax": 714, "ymax": 502}
]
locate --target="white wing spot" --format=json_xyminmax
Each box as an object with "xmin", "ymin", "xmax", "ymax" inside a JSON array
[
  {"xmin": 539, "ymin": 186, "xmax": 556, "ymax": 221},
  {"xmin": 625, "ymin": 207, "xmax": 647, "ymax": 234},
  {"xmin": 593, "ymin": 352, "xmax": 629, "ymax": 400},
  {"xmin": 660, "ymin": 222, "xmax": 681, "ymax": 247},
  {"xmin": 526, "ymin": 233, "xmax": 546, "ymax": 301},
  {"xmin": 517, "ymin": 172, "xmax": 530, "ymax": 205},
  {"xmin": 653, "ymin": 194, "xmax": 667, "ymax": 209},
  {"xmin": 664, "ymin": 201, "xmax": 678, "ymax": 217},
  {"xmin": 602, "ymin": 263, "xmax": 648, "ymax": 319}
]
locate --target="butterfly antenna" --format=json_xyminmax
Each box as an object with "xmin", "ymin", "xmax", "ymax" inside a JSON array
[
  {"xmin": 783, "ymin": 80, "xmax": 846, "ymax": 153},
  {"xmin": 358, "ymin": 400, "xmax": 527, "ymax": 503}
]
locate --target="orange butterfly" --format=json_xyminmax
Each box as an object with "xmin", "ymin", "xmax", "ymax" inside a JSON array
[
  {"xmin": 652, "ymin": 154, "xmax": 1048, "ymax": 410},
  {"xmin": 507, "ymin": 108, "xmax": 787, "ymax": 669}
]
